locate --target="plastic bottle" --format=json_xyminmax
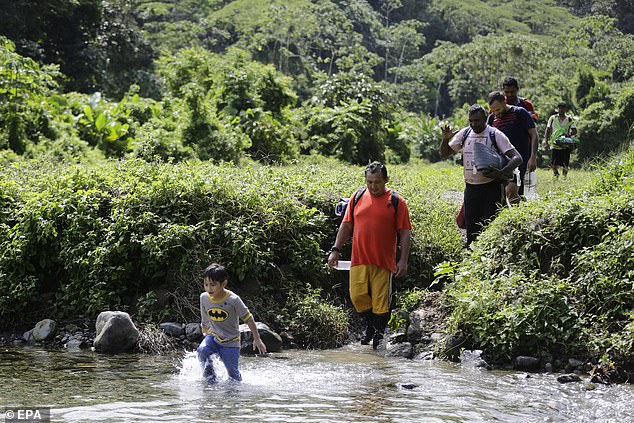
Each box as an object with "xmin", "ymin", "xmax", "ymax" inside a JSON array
[{"xmin": 523, "ymin": 171, "xmax": 538, "ymax": 200}]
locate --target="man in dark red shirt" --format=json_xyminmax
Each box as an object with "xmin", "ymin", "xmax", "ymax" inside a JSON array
[
  {"xmin": 503, "ymin": 77, "xmax": 538, "ymax": 122},
  {"xmin": 487, "ymin": 91, "xmax": 539, "ymax": 204}
]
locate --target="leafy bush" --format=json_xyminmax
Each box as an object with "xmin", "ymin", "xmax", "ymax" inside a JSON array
[
  {"xmin": 301, "ymin": 72, "xmax": 397, "ymax": 164},
  {"xmin": 157, "ymin": 48, "xmax": 299, "ymax": 163},
  {"xmin": 404, "ymin": 113, "xmax": 442, "ymax": 162},
  {"xmin": 181, "ymin": 85, "xmax": 247, "ymax": 163},
  {"xmin": 389, "ymin": 287, "xmax": 429, "ymax": 332},
  {"xmin": 0, "ymin": 36, "xmax": 60, "ymax": 154},
  {"xmin": 0, "ymin": 159, "xmax": 335, "ymax": 325},
  {"xmin": 577, "ymin": 81, "xmax": 634, "ymax": 160},
  {"xmin": 572, "ymin": 227, "xmax": 634, "ymax": 361},
  {"xmin": 445, "ymin": 149, "xmax": 634, "ymax": 365},
  {"xmin": 240, "ymin": 108, "xmax": 298, "ymax": 163},
  {"xmin": 0, "ymin": 156, "xmax": 466, "ymax": 336},
  {"xmin": 287, "ymin": 288, "xmax": 348, "ymax": 349}
]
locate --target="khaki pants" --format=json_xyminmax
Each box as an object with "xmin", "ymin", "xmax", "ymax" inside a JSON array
[{"xmin": 349, "ymin": 264, "xmax": 392, "ymax": 314}]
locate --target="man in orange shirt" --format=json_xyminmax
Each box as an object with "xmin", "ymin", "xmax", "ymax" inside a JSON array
[{"xmin": 327, "ymin": 162, "xmax": 412, "ymax": 349}]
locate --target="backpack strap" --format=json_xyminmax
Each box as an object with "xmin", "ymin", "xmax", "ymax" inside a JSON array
[
  {"xmin": 350, "ymin": 187, "xmax": 399, "ymax": 226},
  {"xmin": 352, "ymin": 187, "xmax": 366, "ymax": 206},
  {"xmin": 463, "ymin": 126, "xmax": 498, "ymax": 151},
  {"xmin": 489, "ymin": 127, "xmax": 501, "ymax": 154},
  {"xmin": 349, "ymin": 187, "xmax": 366, "ymax": 225},
  {"xmin": 390, "ymin": 191, "xmax": 399, "ymax": 220},
  {"xmin": 461, "ymin": 127, "xmax": 472, "ymax": 146}
]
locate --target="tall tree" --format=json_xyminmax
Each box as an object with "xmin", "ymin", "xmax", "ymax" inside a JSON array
[{"xmin": 380, "ymin": 0, "xmax": 403, "ymax": 80}]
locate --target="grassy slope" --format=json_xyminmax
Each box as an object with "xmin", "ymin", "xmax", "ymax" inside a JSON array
[
  {"xmin": 209, "ymin": 0, "xmax": 316, "ymax": 31},
  {"xmin": 432, "ymin": 0, "xmax": 580, "ymax": 38}
]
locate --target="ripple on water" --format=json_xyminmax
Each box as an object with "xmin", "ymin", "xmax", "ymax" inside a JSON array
[{"xmin": 2, "ymin": 346, "xmax": 634, "ymax": 422}]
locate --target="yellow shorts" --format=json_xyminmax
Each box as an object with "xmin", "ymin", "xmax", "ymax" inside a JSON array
[{"xmin": 349, "ymin": 264, "xmax": 392, "ymax": 314}]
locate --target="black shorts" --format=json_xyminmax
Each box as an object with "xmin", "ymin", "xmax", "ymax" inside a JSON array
[{"xmin": 552, "ymin": 149, "xmax": 571, "ymax": 167}]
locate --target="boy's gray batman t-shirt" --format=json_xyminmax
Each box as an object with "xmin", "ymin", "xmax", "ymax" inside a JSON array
[{"xmin": 200, "ymin": 290, "xmax": 252, "ymax": 348}]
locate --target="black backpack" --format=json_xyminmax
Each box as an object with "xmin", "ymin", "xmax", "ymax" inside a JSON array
[
  {"xmin": 335, "ymin": 188, "xmax": 399, "ymax": 224},
  {"xmin": 461, "ymin": 126, "xmax": 497, "ymax": 145}
]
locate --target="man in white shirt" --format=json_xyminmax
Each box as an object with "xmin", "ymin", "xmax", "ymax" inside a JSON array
[
  {"xmin": 544, "ymin": 102, "xmax": 578, "ymax": 178},
  {"xmin": 440, "ymin": 104, "xmax": 523, "ymax": 245}
]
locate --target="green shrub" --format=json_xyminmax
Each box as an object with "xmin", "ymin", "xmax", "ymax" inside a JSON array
[
  {"xmin": 240, "ymin": 108, "xmax": 298, "ymax": 163},
  {"xmin": 0, "ymin": 36, "xmax": 60, "ymax": 154},
  {"xmin": 0, "ymin": 156, "xmax": 467, "ymax": 338},
  {"xmin": 577, "ymin": 80, "xmax": 634, "ymax": 160},
  {"xmin": 445, "ymin": 149, "xmax": 634, "ymax": 363},
  {"xmin": 181, "ymin": 86, "xmax": 247, "ymax": 163},
  {"xmin": 300, "ymin": 72, "xmax": 395, "ymax": 164},
  {"xmin": 0, "ymin": 159, "xmax": 334, "ymax": 325},
  {"xmin": 390, "ymin": 287, "xmax": 428, "ymax": 332},
  {"xmin": 287, "ymin": 288, "xmax": 348, "ymax": 349},
  {"xmin": 571, "ymin": 227, "xmax": 634, "ymax": 364}
]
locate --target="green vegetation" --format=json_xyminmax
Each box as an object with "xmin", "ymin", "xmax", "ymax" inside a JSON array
[
  {"xmin": 285, "ymin": 288, "xmax": 348, "ymax": 349},
  {"xmin": 390, "ymin": 287, "xmax": 429, "ymax": 332},
  {"xmin": 0, "ymin": 0, "xmax": 633, "ymax": 379},
  {"xmin": 1, "ymin": 2, "xmax": 633, "ymax": 164},
  {"xmin": 444, "ymin": 149, "xmax": 634, "ymax": 380},
  {"xmin": 0, "ymin": 157, "xmax": 462, "ymax": 334}
]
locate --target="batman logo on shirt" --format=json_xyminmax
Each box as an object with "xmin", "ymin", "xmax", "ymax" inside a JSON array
[{"xmin": 208, "ymin": 308, "xmax": 229, "ymax": 322}]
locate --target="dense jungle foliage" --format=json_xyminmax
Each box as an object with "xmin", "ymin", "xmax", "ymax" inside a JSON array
[
  {"xmin": 1, "ymin": 0, "xmax": 633, "ymax": 165},
  {"xmin": 0, "ymin": 0, "xmax": 633, "ymax": 368},
  {"xmin": 444, "ymin": 149, "xmax": 634, "ymax": 380}
]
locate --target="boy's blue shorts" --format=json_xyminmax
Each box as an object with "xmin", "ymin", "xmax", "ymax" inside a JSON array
[{"xmin": 197, "ymin": 335, "xmax": 242, "ymax": 382}]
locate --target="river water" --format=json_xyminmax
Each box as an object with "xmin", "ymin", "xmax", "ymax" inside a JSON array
[{"xmin": 1, "ymin": 344, "xmax": 633, "ymax": 422}]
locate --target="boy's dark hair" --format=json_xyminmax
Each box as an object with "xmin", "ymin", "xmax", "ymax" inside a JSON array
[
  {"xmin": 488, "ymin": 91, "xmax": 506, "ymax": 105},
  {"xmin": 365, "ymin": 161, "xmax": 388, "ymax": 179},
  {"xmin": 468, "ymin": 104, "xmax": 487, "ymax": 118},
  {"xmin": 557, "ymin": 101, "xmax": 567, "ymax": 108},
  {"xmin": 204, "ymin": 263, "xmax": 229, "ymax": 282},
  {"xmin": 502, "ymin": 77, "xmax": 519, "ymax": 88}
]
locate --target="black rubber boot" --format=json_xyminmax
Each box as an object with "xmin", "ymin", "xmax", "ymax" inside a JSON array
[
  {"xmin": 372, "ymin": 313, "xmax": 390, "ymax": 350},
  {"xmin": 360, "ymin": 311, "xmax": 375, "ymax": 345}
]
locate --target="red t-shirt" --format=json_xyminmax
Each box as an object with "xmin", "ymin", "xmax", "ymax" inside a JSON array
[
  {"xmin": 507, "ymin": 97, "xmax": 538, "ymax": 121},
  {"xmin": 343, "ymin": 189, "xmax": 412, "ymax": 273}
]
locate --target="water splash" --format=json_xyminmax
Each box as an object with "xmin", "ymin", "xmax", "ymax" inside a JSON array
[
  {"xmin": 3, "ymin": 347, "xmax": 634, "ymax": 422},
  {"xmin": 460, "ymin": 349, "xmax": 490, "ymax": 369},
  {"xmin": 176, "ymin": 351, "xmax": 228, "ymax": 383}
]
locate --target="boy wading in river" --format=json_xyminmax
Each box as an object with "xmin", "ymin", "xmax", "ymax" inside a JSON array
[{"xmin": 197, "ymin": 263, "xmax": 266, "ymax": 383}]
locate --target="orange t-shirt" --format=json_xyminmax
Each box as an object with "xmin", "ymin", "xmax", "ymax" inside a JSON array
[{"xmin": 343, "ymin": 188, "xmax": 412, "ymax": 273}]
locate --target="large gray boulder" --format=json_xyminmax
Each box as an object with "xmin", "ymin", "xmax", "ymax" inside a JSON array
[
  {"xmin": 239, "ymin": 322, "xmax": 282, "ymax": 354},
  {"xmin": 94, "ymin": 311, "xmax": 139, "ymax": 353},
  {"xmin": 33, "ymin": 319, "xmax": 57, "ymax": 342}
]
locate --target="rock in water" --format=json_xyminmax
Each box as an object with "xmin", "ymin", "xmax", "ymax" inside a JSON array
[
  {"xmin": 33, "ymin": 319, "xmax": 57, "ymax": 342},
  {"xmin": 557, "ymin": 374, "xmax": 582, "ymax": 384},
  {"xmin": 239, "ymin": 322, "xmax": 282, "ymax": 353},
  {"xmin": 94, "ymin": 311, "xmax": 139, "ymax": 353}
]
